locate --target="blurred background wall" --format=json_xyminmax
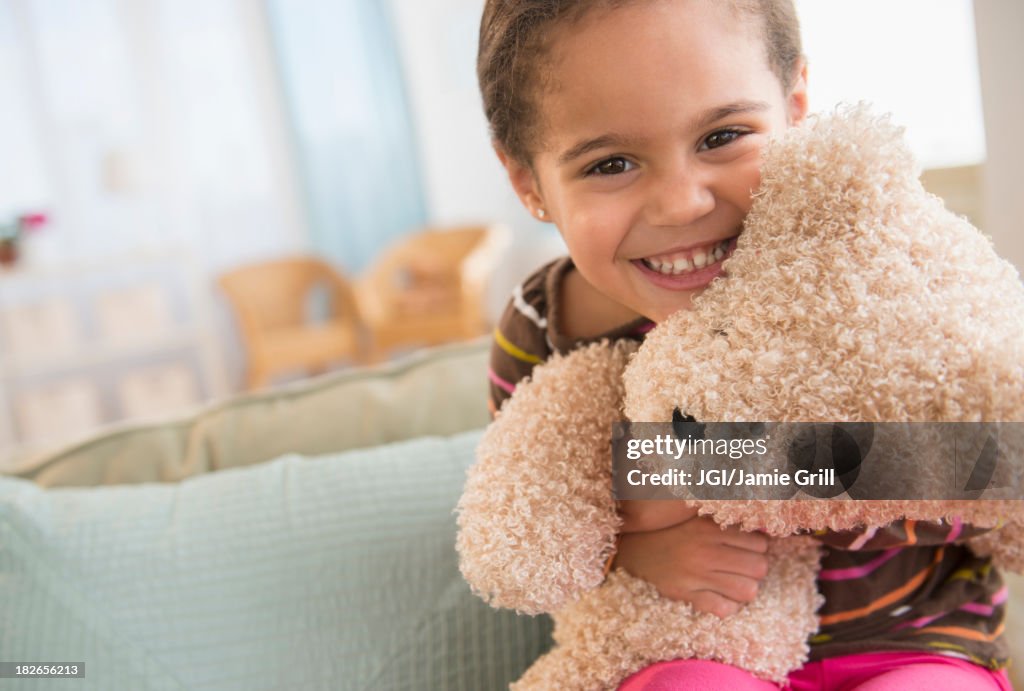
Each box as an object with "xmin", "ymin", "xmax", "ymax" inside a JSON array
[{"xmin": 973, "ymin": 0, "xmax": 1024, "ymax": 270}]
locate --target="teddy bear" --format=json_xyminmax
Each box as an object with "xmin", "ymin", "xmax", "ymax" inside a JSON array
[{"xmin": 456, "ymin": 105, "xmax": 1024, "ymax": 690}]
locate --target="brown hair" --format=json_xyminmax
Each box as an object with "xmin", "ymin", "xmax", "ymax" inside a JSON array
[{"xmin": 478, "ymin": 0, "xmax": 803, "ymax": 167}]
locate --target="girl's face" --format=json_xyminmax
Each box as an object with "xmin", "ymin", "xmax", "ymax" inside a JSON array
[{"xmin": 502, "ymin": 0, "xmax": 808, "ymax": 322}]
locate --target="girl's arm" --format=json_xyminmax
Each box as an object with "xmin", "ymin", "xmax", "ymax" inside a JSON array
[{"xmin": 618, "ymin": 499, "xmax": 697, "ymax": 533}]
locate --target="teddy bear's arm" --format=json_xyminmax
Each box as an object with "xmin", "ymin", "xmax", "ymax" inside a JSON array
[{"xmin": 456, "ymin": 341, "xmax": 633, "ymax": 614}]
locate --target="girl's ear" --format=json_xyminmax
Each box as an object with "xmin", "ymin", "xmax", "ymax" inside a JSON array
[
  {"xmin": 787, "ymin": 61, "xmax": 809, "ymax": 126},
  {"xmin": 494, "ymin": 143, "xmax": 549, "ymax": 222}
]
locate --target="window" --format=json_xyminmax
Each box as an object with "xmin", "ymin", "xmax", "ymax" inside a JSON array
[{"xmin": 795, "ymin": 0, "xmax": 985, "ymax": 169}]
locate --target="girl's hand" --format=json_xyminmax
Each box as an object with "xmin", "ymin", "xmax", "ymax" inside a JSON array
[
  {"xmin": 618, "ymin": 499, "xmax": 698, "ymax": 533},
  {"xmin": 613, "ymin": 515, "xmax": 769, "ymax": 618}
]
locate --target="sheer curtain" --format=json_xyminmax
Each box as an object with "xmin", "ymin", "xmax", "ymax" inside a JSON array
[
  {"xmin": 0, "ymin": 0, "xmax": 306, "ymax": 271},
  {"xmin": 0, "ymin": 0, "xmax": 312, "ymax": 406},
  {"xmin": 0, "ymin": 0, "xmax": 430, "ymax": 404},
  {"xmin": 264, "ymin": 0, "xmax": 427, "ymax": 271}
]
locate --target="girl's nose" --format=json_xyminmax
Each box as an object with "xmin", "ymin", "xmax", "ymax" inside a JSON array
[{"xmin": 645, "ymin": 168, "xmax": 715, "ymax": 228}]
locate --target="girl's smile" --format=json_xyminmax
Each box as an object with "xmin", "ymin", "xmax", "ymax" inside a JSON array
[
  {"xmin": 634, "ymin": 235, "xmax": 740, "ymax": 291},
  {"xmin": 499, "ymin": 0, "xmax": 808, "ymax": 324}
]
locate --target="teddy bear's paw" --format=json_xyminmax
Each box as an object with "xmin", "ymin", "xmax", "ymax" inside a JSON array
[
  {"xmin": 490, "ymin": 339, "xmax": 636, "ymax": 432},
  {"xmin": 457, "ymin": 341, "xmax": 637, "ymax": 614}
]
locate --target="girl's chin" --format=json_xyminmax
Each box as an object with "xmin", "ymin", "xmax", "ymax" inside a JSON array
[{"xmin": 644, "ymin": 296, "xmax": 697, "ymax": 323}]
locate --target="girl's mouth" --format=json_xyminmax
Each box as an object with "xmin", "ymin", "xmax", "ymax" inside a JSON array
[
  {"xmin": 639, "ymin": 237, "xmax": 736, "ymax": 275},
  {"xmin": 632, "ymin": 236, "xmax": 739, "ymax": 289}
]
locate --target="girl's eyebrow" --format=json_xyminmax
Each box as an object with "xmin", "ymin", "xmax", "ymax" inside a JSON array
[
  {"xmin": 556, "ymin": 100, "xmax": 771, "ymax": 167},
  {"xmin": 557, "ymin": 134, "xmax": 645, "ymax": 166},
  {"xmin": 695, "ymin": 100, "xmax": 771, "ymax": 130}
]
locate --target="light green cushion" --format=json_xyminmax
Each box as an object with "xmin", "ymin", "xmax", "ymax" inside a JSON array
[
  {"xmin": 7, "ymin": 340, "xmax": 490, "ymax": 488},
  {"xmin": 0, "ymin": 431, "xmax": 552, "ymax": 690}
]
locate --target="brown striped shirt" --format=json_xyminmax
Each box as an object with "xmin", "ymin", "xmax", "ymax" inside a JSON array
[
  {"xmin": 487, "ymin": 257, "xmax": 652, "ymax": 416},
  {"xmin": 489, "ymin": 256, "xmax": 1009, "ymax": 670}
]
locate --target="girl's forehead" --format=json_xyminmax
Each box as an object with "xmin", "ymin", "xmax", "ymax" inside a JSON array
[
  {"xmin": 545, "ymin": 3, "xmax": 771, "ymax": 95},
  {"xmin": 537, "ymin": 1, "xmax": 780, "ymax": 142}
]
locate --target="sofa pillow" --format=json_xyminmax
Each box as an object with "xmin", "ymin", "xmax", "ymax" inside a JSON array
[
  {"xmin": 0, "ymin": 430, "xmax": 551, "ymax": 690},
  {"xmin": 8, "ymin": 339, "xmax": 490, "ymax": 488}
]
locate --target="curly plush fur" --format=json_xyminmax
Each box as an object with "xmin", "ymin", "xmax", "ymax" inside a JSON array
[{"xmin": 457, "ymin": 106, "xmax": 1024, "ymax": 690}]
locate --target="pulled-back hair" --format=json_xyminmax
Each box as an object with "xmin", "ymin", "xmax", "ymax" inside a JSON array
[{"xmin": 478, "ymin": 0, "xmax": 803, "ymax": 166}]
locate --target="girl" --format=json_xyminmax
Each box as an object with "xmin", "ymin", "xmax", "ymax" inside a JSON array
[{"xmin": 478, "ymin": 0, "xmax": 1010, "ymax": 689}]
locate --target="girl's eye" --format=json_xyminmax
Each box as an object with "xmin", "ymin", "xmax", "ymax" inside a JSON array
[
  {"xmin": 585, "ymin": 157, "xmax": 634, "ymax": 177},
  {"xmin": 701, "ymin": 129, "xmax": 746, "ymax": 151}
]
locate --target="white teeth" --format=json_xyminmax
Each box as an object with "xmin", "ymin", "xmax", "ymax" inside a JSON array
[{"xmin": 643, "ymin": 239, "xmax": 732, "ymax": 276}]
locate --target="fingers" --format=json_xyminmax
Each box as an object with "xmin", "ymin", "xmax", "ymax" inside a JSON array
[
  {"xmin": 688, "ymin": 546, "xmax": 765, "ymax": 609},
  {"xmin": 687, "ymin": 570, "xmax": 763, "ymax": 617},
  {"xmin": 612, "ymin": 516, "xmax": 771, "ymax": 617},
  {"xmin": 704, "ymin": 571, "xmax": 762, "ymax": 603},
  {"xmin": 688, "ymin": 590, "xmax": 745, "ymax": 619},
  {"xmin": 664, "ymin": 575, "xmax": 763, "ymax": 616},
  {"xmin": 713, "ymin": 545, "xmax": 770, "ymax": 580},
  {"xmin": 716, "ymin": 524, "xmax": 769, "ymax": 553}
]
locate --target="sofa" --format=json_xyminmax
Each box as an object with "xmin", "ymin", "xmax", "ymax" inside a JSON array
[
  {"xmin": 0, "ymin": 339, "xmax": 552, "ymax": 690},
  {"xmin": 1, "ymin": 338, "xmax": 1020, "ymax": 689}
]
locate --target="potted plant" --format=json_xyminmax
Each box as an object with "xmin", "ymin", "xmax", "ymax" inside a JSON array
[{"xmin": 0, "ymin": 212, "xmax": 48, "ymax": 267}]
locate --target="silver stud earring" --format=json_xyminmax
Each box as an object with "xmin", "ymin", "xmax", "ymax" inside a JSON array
[{"xmin": 537, "ymin": 209, "xmax": 546, "ymax": 219}]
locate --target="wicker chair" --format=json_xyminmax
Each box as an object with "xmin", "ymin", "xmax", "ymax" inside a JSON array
[
  {"xmin": 218, "ymin": 257, "xmax": 364, "ymax": 390},
  {"xmin": 355, "ymin": 226, "xmax": 494, "ymax": 362}
]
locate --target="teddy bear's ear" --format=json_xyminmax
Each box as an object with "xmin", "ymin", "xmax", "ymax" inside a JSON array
[{"xmin": 745, "ymin": 103, "xmax": 921, "ymax": 245}]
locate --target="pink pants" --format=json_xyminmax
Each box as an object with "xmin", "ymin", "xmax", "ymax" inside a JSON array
[{"xmin": 617, "ymin": 652, "xmax": 1013, "ymax": 691}]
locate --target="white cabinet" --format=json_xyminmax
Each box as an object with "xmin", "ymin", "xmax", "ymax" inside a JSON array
[{"xmin": 0, "ymin": 252, "xmax": 226, "ymax": 467}]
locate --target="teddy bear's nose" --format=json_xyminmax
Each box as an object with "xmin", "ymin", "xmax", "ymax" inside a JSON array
[{"xmin": 672, "ymin": 408, "xmax": 706, "ymax": 440}]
